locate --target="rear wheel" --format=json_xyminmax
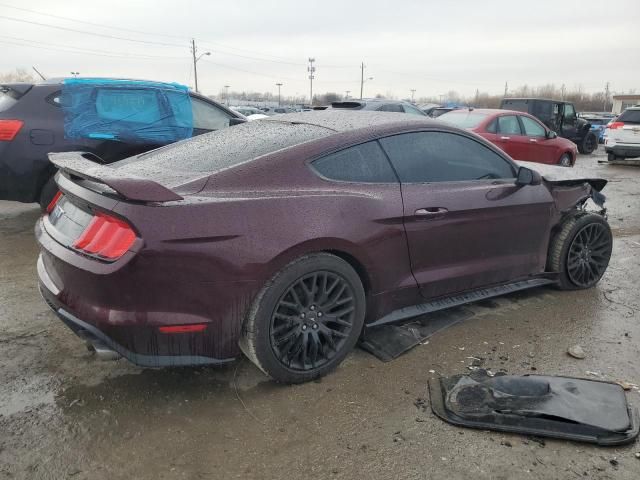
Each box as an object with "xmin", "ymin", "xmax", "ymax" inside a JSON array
[
  {"xmin": 559, "ymin": 153, "xmax": 572, "ymax": 167},
  {"xmin": 578, "ymin": 133, "xmax": 597, "ymax": 154},
  {"xmin": 547, "ymin": 213, "xmax": 612, "ymax": 290},
  {"xmin": 38, "ymin": 176, "xmax": 58, "ymax": 212},
  {"xmin": 240, "ymin": 253, "xmax": 366, "ymax": 383}
]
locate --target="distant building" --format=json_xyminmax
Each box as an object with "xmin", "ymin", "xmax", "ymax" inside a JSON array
[{"xmin": 611, "ymin": 94, "xmax": 640, "ymax": 114}]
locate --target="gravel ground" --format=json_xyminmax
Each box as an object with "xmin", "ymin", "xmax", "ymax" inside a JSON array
[{"xmin": 1, "ymin": 148, "xmax": 639, "ymax": 479}]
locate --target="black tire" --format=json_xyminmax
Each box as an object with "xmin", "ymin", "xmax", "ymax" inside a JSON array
[
  {"xmin": 608, "ymin": 152, "xmax": 623, "ymax": 162},
  {"xmin": 578, "ymin": 133, "xmax": 597, "ymax": 154},
  {"xmin": 558, "ymin": 153, "xmax": 572, "ymax": 167},
  {"xmin": 547, "ymin": 213, "xmax": 612, "ymax": 290},
  {"xmin": 38, "ymin": 176, "xmax": 58, "ymax": 212},
  {"xmin": 239, "ymin": 253, "xmax": 366, "ymax": 384}
]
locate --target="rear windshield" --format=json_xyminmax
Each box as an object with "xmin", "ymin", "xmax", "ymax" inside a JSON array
[
  {"xmin": 438, "ymin": 111, "xmax": 488, "ymax": 128},
  {"xmin": 618, "ymin": 109, "xmax": 640, "ymax": 124},
  {"xmin": 0, "ymin": 93, "xmax": 18, "ymax": 112},
  {"xmin": 114, "ymin": 120, "xmax": 331, "ymax": 185}
]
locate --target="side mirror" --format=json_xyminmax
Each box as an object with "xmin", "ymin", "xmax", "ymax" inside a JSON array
[
  {"xmin": 546, "ymin": 130, "xmax": 558, "ymax": 139},
  {"xmin": 229, "ymin": 117, "xmax": 247, "ymax": 126},
  {"xmin": 515, "ymin": 166, "xmax": 542, "ymax": 186}
]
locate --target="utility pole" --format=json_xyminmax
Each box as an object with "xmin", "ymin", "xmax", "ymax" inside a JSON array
[
  {"xmin": 504, "ymin": 81, "xmax": 508, "ymax": 98},
  {"xmin": 360, "ymin": 62, "xmax": 365, "ymax": 99},
  {"xmin": 223, "ymin": 85, "xmax": 230, "ymax": 106},
  {"xmin": 474, "ymin": 88, "xmax": 479, "ymax": 106},
  {"xmin": 276, "ymin": 83, "xmax": 283, "ymax": 106},
  {"xmin": 604, "ymin": 81, "xmax": 610, "ymax": 111},
  {"xmin": 561, "ymin": 84, "xmax": 566, "ymax": 100},
  {"xmin": 345, "ymin": 90, "xmax": 350, "ymax": 99},
  {"xmin": 307, "ymin": 58, "xmax": 315, "ymax": 106},
  {"xmin": 191, "ymin": 39, "xmax": 199, "ymax": 93},
  {"xmin": 410, "ymin": 89, "xmax": 416, "ymax": 102}
]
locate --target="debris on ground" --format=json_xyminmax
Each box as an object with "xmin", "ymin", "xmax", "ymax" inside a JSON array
[
  {"xmin": 568, "ymin": 345, "xmax": 586, "ymax": 359},
  {"xmin": 428, "ymin": 370, "xmax": 640, "ymax": 445}
]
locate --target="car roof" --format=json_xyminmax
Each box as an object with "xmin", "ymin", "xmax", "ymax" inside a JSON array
[
  {"xmin": 442, "ymin": 108, "xmax": 533, "ymax": 116},
  {"xmin": 503, "ymin": 97, "xmax": 569, "ymax": 104},
  {"xmin": 263, "ymin": 110, "xmax": 435, "ymax": 132}
]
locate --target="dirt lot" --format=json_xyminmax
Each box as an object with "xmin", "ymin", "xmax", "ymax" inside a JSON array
[{"xmin": 1, "ymin": 149, "xmax": 640, "ymax": 480}]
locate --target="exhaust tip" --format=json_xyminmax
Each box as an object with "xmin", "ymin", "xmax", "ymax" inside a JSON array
[{"xmin": 89, "ymin": 340, "xmax": 121, "ymax": 361}]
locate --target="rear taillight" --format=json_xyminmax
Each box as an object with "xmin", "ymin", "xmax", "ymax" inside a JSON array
[
  {"xmin": 73, "ymin": 212, "xmax": 136, "ymax": 260},
  {"xmin": 0, "ymin": 120, "xmax": 24, "ymax": 141},
  {"xmin": 608, "ymin": 121, "xmax": 624, "ymax": 130},
  {"xmin": 46, "ymin": 191, "xmax": 63, "ymax": 213}
]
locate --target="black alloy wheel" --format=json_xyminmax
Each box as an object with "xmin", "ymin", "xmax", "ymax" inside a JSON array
[
  {"xmin": 566, "ymin": 222, "xmax": 611, "ymax": 288},
  {"xmin": 270, "ymin": 271, "xmax": 356, "ymax": 371}
]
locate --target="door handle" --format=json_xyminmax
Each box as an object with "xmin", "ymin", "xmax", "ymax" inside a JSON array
[
  {"xmin": 500, "ymin": 136, "xmax": 510, "ymax": 140},
  {"xmin": 415, "ymin": 207, "xmax": 448, "ymax": 218}
]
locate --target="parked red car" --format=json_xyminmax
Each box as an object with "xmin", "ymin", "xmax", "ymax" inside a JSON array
[
  {"xmin": 438, "ymin": 108, "xmax": 578, "ymax": 166},
  {"xmin": 36, "ymin": 111, "xmax": 611, "ymax": 384}
]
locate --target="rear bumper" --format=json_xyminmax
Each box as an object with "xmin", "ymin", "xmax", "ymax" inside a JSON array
[
  {"xmin": 35, "ymin": 216, "xmax": 251, "ymax": 367},
  {"xmin": 605, "ymin": 144, "xmax": 640, "ymax": 158}
]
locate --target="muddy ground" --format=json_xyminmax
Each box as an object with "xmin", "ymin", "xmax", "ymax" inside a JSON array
[{"xmin": 1, "ymin": 149, "xmax": 640, "ymax": 479}]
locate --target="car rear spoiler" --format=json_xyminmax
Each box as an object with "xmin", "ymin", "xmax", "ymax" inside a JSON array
[{"xmin": 49, "ymin": 152, "xmax": 183, "ymax": 202}]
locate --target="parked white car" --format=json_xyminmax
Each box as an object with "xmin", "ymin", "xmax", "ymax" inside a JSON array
[{"xmin": 605, "ymin": 105, "xmax": 640, "ymax": 161}]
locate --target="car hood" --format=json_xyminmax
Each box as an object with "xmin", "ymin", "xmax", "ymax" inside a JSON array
[{"xmin": 516, "ymin": 160, "xmax": 607, "ymax": 192}]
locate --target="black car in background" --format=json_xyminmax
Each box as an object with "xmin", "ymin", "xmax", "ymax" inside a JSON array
[
  {"xmin": 327, "ymin": 99, "xmax": 427, "ymax": 115},
  {"xmin": 500, "ymin": 98, "xmax": 598, "ymax": 154},
  {"xmin": 0, "ymin": 78, "xmax": 245, "ymax": 209}
]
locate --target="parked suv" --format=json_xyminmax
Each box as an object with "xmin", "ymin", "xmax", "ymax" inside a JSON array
[
  {"xmin": 605, "ymin": 106, "xmax": 640, "ymax": 161},
  {"xmin": 500, "ymin": 98, "xmax": 598, "ymax": 154},
  {"xmin": 327, "ymin": 99, "xmax": 427, "ymax": 116},
  {"xmin": 0, "ymin": 78, "xmax": 245, "ymax": 209}
]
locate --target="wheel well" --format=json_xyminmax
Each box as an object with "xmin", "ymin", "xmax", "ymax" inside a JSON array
[{"xmin": 324, "ymin": 249, "xmax": 371, "ymax": 295}]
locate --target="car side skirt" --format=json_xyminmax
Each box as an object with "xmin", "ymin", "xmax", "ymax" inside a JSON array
[{"xmin": 366, "ymin": 277, "xmax": 555, "ymax": 328}]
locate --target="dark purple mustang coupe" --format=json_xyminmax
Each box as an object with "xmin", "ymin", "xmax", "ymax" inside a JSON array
[{"xmin": 36, "ymin": 111, "xmax": 612, "ymax": 383}]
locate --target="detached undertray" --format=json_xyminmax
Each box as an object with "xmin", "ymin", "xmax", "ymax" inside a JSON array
[{"xmin": 428, "ymin": 370, "xmax": 639, "ymax": 446}]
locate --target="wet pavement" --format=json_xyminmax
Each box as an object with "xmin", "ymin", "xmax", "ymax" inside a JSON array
[{"xmin": 1, "ymin": 149, "xmax": 640, "ymax": 479}]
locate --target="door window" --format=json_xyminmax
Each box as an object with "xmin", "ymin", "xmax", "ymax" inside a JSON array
[
  {"xmin": 377, "ymin": 103, "xmax": 403, "ymax": 112},
  {"xmin": 191, "ymin": 97, "xmax": 232, "ymax": 130},
  {"xmin": 563, "ymin": 104, "xmax": 576, "ymax": 121},
  {"xmin": 519, "ymin": 116, "xmax": 546, "ymax": 137},
  {"xmin": 402, "ymin": 104, "xmax": 426, "ymax": 116},
  {"xmin": 311, "ymin": 141, "xmax": 397, "ymax": 183},
  {"xmin": 380, "ymin": 131, "xmax": 515, "ymax": 183},
  {"xmin": 497, "ymin": 115, "xmax": 522, "ymax": 135}
]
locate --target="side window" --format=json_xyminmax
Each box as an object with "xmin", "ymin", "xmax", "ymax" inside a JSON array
[
  {"xmin": 520, "ymin": 116, "xmax": 546, "ymax": 137},
  {"xmin": 46, "ymin": 90, "xmax": 70, "ymax": 108},
  {"xmin": 378, "ymin": 103, "xmax": 403, "ymax": 112},
  {"xmin": 191, "ymin": 98, "xmax": 232, "ymax": 130},
  {"xmin": 379, "ymin": 131, "xmax": 515, "ymax": 183},
  {"xmin": 563, "ymin": 104, "xmax": 576, "ymax": 121},
  {"xmin": 311, "ymin": 141, "xmax": 397, "ymax": 183},
  {"xmin": 497, "ymin": 115, "xmax": 522, "ymax": 135},
  {"xmin": 402, "ymin": 104, "xmax": 425, "ymax": 116},
  {"xmin": 486, "ymin": 118, "xmax": 497, "ymax": 133}
]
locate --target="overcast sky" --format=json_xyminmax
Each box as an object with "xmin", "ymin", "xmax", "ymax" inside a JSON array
[{"xmin": 1, "ymin": 0, "xmax": 638, "ymax": 100}]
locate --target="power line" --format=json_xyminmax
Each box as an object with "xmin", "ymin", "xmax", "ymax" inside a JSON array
[
  {"xmin": 0, "ymin": 3, "xmax": 352, "ymax": 68},
  {"xmin": 0, "ymin": 14, "xmax": 186, "ymax": 48},
  {"xmin": 0, "ymin": 34, "xmax": 184, "ymax": 59}
]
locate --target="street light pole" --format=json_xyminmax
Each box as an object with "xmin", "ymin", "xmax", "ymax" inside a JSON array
[
  {"xmin": 345, "ymin": 90, "xmax": 350, "ymax": 99},
  {"xmin": 410, "ymin": 89, "xmax": 416, "ymax": 102},
  {"xmin": 307, "ymin": 58, "xmax": 315, "ymax": 106},
  {"xmin": 360, "ymin": 62, "xmax": 365, "ymax": 99},
  {"xmin": 276, "ymin": 83, "xmax": 283, "ymax": 106},
  {"xmin": 191, "ymin": 39, "xmax": 211, "ymax": 93}
]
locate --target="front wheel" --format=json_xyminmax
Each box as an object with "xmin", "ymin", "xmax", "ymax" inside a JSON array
[
  {"xmin": 578, "ymin": 133, "xmax": 597, "ymax": 154},
  {"xmin": 547, "ymin": 213, "xmax": 612, "ymax": 290},
  {"xmin": 558, "ymin": 153, "xmax": 572, "ymax": 167},
  {"xmin": 240, "ymin": 253, "xmax": 366, "ymax": 383}
]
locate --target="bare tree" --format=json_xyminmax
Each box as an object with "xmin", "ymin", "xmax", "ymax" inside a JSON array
[{"xmin": 0, "ymin": 68, "xmax": 36, "ymax": 83}]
